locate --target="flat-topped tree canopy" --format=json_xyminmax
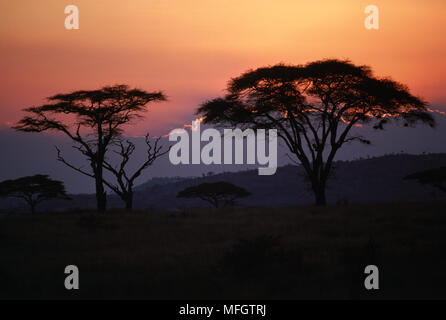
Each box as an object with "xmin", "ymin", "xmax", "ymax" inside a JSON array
[
  {"xmin": 177, "ymin": 181, "xmax": 251, "ymax": 208},
  {"xmin": 0, "ymin": 174, "xmax": 70, "ymax": 213},
  {"xmin": 405, "ymin": 167, "xmax": 446, "ymax": 193},
  {"xmin": 200, "ymin": 59, "xmax": 434, "ymax": 130},
  {"xmin": 14, "ymin": 84, "xmax": 166, "ymax": 138},
  {"xmin": 198, "ymin": 59, "xmax": 435, "ymax": 205}
]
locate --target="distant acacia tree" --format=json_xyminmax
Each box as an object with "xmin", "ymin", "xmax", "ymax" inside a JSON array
[
  {"xmin": 0, "ymin": 175, "xmax": 70, "ymax": 214},
  {"xmin": 198, "ymin": 59, "xmax": 435, "ymax": 205},
  {"xmin": 404, "ymin": 167, "xmax": 446, "ymax": 193},
  {"xmin": 177, "ymin": 181, "xmax": 251, "ymax": 208},
  {"xmin": 13, "ymin": 85, "xmax": 166, "ymax": 212},
  {"xmin": 102, "ymin": 135, "xmax": 170, "ymax": 210}
]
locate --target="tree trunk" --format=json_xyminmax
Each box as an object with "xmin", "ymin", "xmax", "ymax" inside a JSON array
[
  {"xmin": 95, "ymin": 183, "xmax": 106, "ymax": 212},
  {"xmin": 210, "ymin": 197, "xmax": 219, "ymax": 208},
  {"xmin": 95, "ymin": 167, "xmax": 107, "ymax": 212},
  {"xmin": 125, "ymin": 194, "xmax": 133, "ymax": 211},
  {"xmin": 314, "ymin": 188, "xmax": 327, "ymax": 206},
  {"xmin": 30, "ymin": 202, "xmax": 36, "ymax": 214},
  {"xmin": 312, "ymin": 180, "xmax": 327, "ymax": 206},
  {"xmin": 95, "ymin": 123, "xmax": 107, "ymax": 213}
]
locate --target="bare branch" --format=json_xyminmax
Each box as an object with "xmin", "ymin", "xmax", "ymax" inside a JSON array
[{"xmin": 55, "ymin": 146, "xmax": 95, "ymax": 179}]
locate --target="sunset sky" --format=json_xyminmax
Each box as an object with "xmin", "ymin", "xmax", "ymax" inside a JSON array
[{"xmin": 1, "ymin": 0, "xmax": 445, "ymax": 136}]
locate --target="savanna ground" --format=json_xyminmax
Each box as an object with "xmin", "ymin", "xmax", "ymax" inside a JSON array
[{"xmin": 1, "ymin": 203, "xmax": 446, "ymax": 300}]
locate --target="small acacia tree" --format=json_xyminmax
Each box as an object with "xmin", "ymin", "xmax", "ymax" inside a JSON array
[
  {"xmin": 177, "ymin": 181, "xmax": 251, "ymax": 208},
  {"xmin": 102, "ymin": 135, "xmax": 170, "ymax": 210},
  {"xmin": 0, "ymin": 175, "xmax": 70, "ymax": 214},
  {"xmin": 13, "ymin": 85, "xmax": 166, "ymax": 212},
  {"xmin": 198, "ymin": 59, "xmax": 435, "ymax": 205},
  {"xmin": 404, "ymin": 167, "xmax": 446, "ymax": 193}
]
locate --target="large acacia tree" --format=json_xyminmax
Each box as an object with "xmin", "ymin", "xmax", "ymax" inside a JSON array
[
  {"xmin": 14, "ymin": 85, "xmax": 166, "ymax": 212},
  {"xmin": 198, "ymin": 59, "xmax": 435, "ymax": 205}
]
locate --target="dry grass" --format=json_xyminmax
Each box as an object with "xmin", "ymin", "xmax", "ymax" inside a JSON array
[{"xmin": 1, "ymin": 203, "xmax": 446, "ymax": 299}]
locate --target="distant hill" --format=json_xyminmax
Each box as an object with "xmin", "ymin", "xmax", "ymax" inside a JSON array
[
  {"xmin": 129, "ymin": 153, "xmax": 446, "ymax": 209},
  {"xmin": 1, "ymin": 153, "xmax": 446, "ymax": 212},
  {"xmin": 133, "ymin": 176, "xmax": 190, "ymax": 191}
]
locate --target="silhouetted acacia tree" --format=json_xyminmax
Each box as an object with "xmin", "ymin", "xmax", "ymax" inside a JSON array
[
  {"xmin": 404, "ymin": 167, "xmax": 446, "ymax": 193},
  {"xmin": 102, "ymin": 135, "xmax": 170, "ymax": 210},
  {"xmin": 177, "ymin": 181, "xmax": 251, "ymax": 208},
  {"xmin": 0, "ymin": 175, "xmax": 70, "ymax": 214},
  {"xmin": 197, "ymin": 59, "xmax": 435, "ymax": 205},
  {"xmin": 13, "ymin": 85, "xmax": 166, "ymax": 212}
]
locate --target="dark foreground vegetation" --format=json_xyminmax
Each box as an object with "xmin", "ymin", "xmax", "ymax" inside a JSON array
[{"xmin": 1, "ymin": 203, "xmax": 446, "ymax": 299}]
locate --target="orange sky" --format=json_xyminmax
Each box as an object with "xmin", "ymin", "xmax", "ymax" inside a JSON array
[{"xmin": 1, "ymin": 0, "xmax": 445, "ymax": 136}]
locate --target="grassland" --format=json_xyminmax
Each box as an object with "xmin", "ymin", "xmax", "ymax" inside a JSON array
[{"xmin": 1, "ymin": 203, "xmax": 446, "ymax": 299}]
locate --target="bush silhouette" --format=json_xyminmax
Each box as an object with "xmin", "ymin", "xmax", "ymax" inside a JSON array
[
  {"xmin": 404, "ymin": 167, "xmax": 446, "ymax": 193},
  {"xmin": 177, "ymin": 181, "xmax": 250, "ymax": 208}
]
